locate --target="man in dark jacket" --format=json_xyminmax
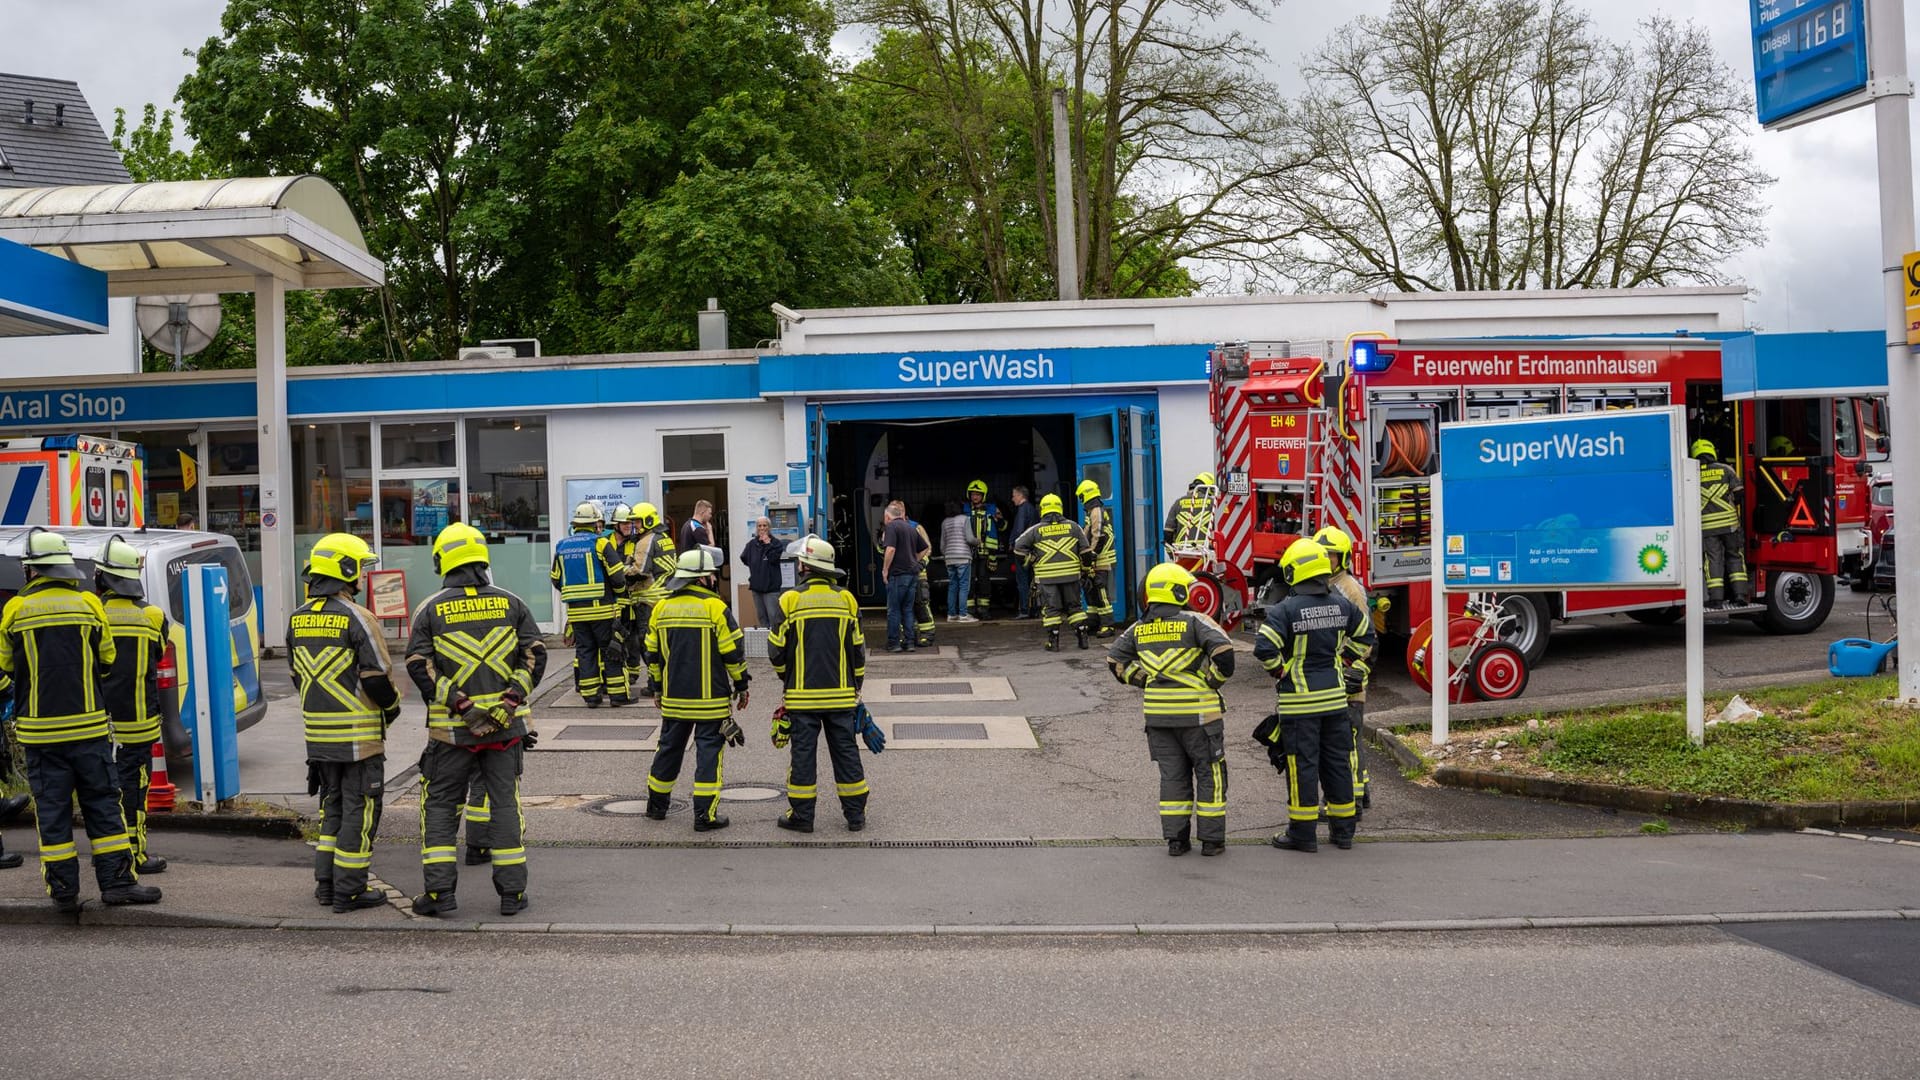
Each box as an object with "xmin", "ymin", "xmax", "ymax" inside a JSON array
[
  {"xmin": 1006, "ymin": 486, "xmax": 1040, "ymax": 619},
  {"xmin": 739, "ymin": 517, "xmax": 786, "ymax": 628}
]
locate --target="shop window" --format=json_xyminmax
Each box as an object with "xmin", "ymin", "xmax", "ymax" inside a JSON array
[
  {"xmin": 466, "ymin": 417, "xmax": 552, "ymax": 622},
  {"xmin": 663, "ymin": 432, "xmax": 725, "ymax": 473},
  {"xmin": 293, "ymin": 422, "xmax": 374, "ymax": 556},
  {"xmin": 1834, "ymin": 399, "xmax": 1859, "ymax": 458},
  {"xmin": 118, "ymin": 428, "xmax": 196, "ymax": 527},
  {"xmin": 379, "ymin": 476, "xmax": 462, "ymax": 622},
  {"xmin": 206, "ymin": 429, "xmax": 259, "ymax": 476},
  {"xmin": 381, "ymin": 421, "xmax": 456, "ymax": 469},
  {"xmin": 1078, "ymin": 415, "xmax": 1116, "ymax": 454}
]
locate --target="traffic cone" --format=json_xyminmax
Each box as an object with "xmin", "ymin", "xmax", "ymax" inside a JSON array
[{"xmin": 145, "ymin": 741, "xmax": 176, "ymax": 813}]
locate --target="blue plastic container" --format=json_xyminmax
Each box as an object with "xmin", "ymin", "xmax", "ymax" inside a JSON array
[{"xmin": 1828, "ymin": 637, "xmax": 1897, "ymax": 677}]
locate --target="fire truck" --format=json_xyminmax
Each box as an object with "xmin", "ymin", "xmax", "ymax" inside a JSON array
[
  {"xmin": 1188, "ymin": 336, "xmax": 1877, "ymax": 676},
  {"xmin": 0, "ymin": 435, "xmax": 145, "ymax": 529}
]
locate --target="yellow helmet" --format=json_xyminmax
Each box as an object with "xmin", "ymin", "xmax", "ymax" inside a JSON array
[
  {"xmin": 634, "ymin": 502, "xmax": 662, "ymax": 529},
  {"xmin": 1768, "ymin": 435, "xmax": 1794, "ymax": 456},
  {"xmin": 1040, "ymin": 493, "xmax": 1064, "ymax": 515},
  {"xmin": 1690, "ymin": 438, "xmax": 1717, "ymax": 460},
  {"xmin": 1144, "ymin": 562, "xmax": 1196, "ymax": 607},
  {"xmin": 432, "ymin": 522, "xmax": 489, "ymax": 574},
  {"xmin": 1279, "ymin": 537, "xmax": 1332, "ymax": 585},
  {"xmin": 1076, "ymin": 479, "xmax": 1102, "ymax": 503},
  {"xmin": 1312, "ymin": 525, "xmax": 1354, "ymax": 570},
  {"xmin": 21, "ymin": 527, "xmax": 82, "ymax": 581},
  {"xmin": 571, "ymin": 501, "xmax": 604, "ymax": 529},
  {"xmin": 1191, "ymin": 472, "xmax": 1217, "ymax": 489},
  {"xmin": 966, "ymin": 479, "xmax": 988, "ymax": 496},
  {"xmin": 308, "ymin": 532, "xmax": 376, "ymax": 584}
]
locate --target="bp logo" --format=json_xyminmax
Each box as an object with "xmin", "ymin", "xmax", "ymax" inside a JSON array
[{"xmin": 1637, "ymin": 544, "xmax": 1669, "ymax": 576}]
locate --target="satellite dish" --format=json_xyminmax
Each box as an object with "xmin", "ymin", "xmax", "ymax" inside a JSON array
[{"xmin": 135, "ymin": 294, "xmax": 222, "ymax": 371}]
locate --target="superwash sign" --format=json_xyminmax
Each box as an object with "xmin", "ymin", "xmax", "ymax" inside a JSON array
[{"xmin": 1437, "ymin": 408, "xmax": 1684, "ymax": 590}]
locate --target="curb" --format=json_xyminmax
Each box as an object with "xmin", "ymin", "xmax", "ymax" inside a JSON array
[
  {"xmin": 1367, "ymin": 667, "xmax": 1833, "ymax": 731},
  {"xmin": 5, "ymin": 897, "xmax": 1917, "ymax": 936},
  {"xmin": 145, "ymin": 811, "xmax": 307, "ymax": 840},
  {"xmin": 1426, "ymin": 767, "xmax": 1920, "ymax": 829}
]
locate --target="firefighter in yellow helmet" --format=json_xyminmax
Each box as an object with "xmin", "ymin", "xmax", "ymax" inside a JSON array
[
  {"xmin": 1107, "ymin": 562, "xmax": 1236, "ymax": 856},
  {"xmin": 0, "ymin": 528, "xmax": 159, "ymax": 911},
  {"xmin": 550, "ymin": 501, "xmax": 628, "ymax": 706},
  {"xmin": 95, "ymin": 534, "xmax": 171, "ymax": 875},
  {"xmin": 643, "ymin": 547, "xmax": 750, "ymax": 831},
  {"xmin": 1077, "ymin": 478, "xmax": 1119, "ymax": 636},
  {"xmin": 1314, "ymin": 525, "xmax": 1374, "ymax": 810},
  {"xmin": 1163, "ymin": 472, "xmax": 1217, "ymax": 555},
  {"xmin": 1013, "ymin": 492, "xmax": 1093, "ymax": 651},
  {"xmin": 964, "ymin": 479, "xmax": 1004, "ymax": 619},
  {"xmin": 629, "ymin": 501, "xmax": 678, "ymax": 692},
  {"xmin": 1691, "ymin": 439, "xmax": 1750, "ymax": 608},
  {"xmin": 1252, "ymin": 538, "xmax": 1375, "ymax": 853},
  {"xmin": 406, "ymin": 523, "xmax": 547, "ymax": 918},
  {"xmin": 606, "ymin": 503, "xmax": 645, "ymax": 702},
  {"xmin": 291, "ymin": 532, "xmax": 400, "ymax": 911}
]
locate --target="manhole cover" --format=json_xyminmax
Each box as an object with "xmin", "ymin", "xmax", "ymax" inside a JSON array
[
  {"xmin": 718, "ymin": 785, "xmax": 785, "ymax": 802},
  {"xmin": 892, "ymin": 682, "xmax": 973, "ymax": 695},
  {"xmin": 555, "ymin": 724, "xmax": 657, "ymax": 741},
  {"xmin": 587, "ymin": 796, "xmax": 687, "ymax": 817},
  {"xmin": 893, "ymin": 722, "xmax": 990, "ymax": 740}
]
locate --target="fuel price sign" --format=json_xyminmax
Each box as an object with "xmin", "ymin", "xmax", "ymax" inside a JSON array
[{"xmin": 1752, "ymin": 0, "xmax": 1869, "ymax": 127}]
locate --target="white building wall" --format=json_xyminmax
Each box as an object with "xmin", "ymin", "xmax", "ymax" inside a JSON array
[
  {"xmin": 1155, "ymin": 385, "xmax": 1210, "ymax": 516},
  {"xmin": 0, "ymin": 297, "xmax": 140, "ymax": 379}
]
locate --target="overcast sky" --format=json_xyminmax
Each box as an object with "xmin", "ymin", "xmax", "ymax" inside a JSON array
[{"xmin": 6, "ymin": 0, "xmax": 1917, "ymax": 334}]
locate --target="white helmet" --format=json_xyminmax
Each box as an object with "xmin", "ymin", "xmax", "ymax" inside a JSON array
[{"xmin": 795, "ymin": 535, "xmax": 837, "ymax": 574}]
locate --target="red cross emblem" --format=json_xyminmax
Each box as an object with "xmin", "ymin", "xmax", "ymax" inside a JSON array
[
  {"xmin": 88, "ymin": 489, "xmax": 105, "ymax": 518},
  {"xmin": 113, "ymin": 489, "xmax": 129, "ymax": 519}
]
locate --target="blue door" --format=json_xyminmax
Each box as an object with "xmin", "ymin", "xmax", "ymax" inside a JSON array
[
  {"xmin": 1074, "ymin": 407, "xmax": 1128, "ymax": 620},
  {"xmin": 1124, "ymin": 406, "xmax": 1160, "ymax": 620}
]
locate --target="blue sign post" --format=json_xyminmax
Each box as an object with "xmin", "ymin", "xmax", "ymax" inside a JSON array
[
  {"xmin": 1752, "ymin": 0, "xmax": 1869, "ymax": 128},
  {"xmin": 181, "ymin": 563, "xmax": 240, "ymax": 807}
]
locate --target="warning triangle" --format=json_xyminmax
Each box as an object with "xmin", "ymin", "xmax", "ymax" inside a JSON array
[{"xmin": 1789, "ymin": 493, "xmax": 1817, "ymax": 529}]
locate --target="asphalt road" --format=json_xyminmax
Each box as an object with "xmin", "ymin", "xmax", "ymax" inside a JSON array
[{"xmin": 6, "ymin": 923, "xmax": 1917, "ymax": 1079}]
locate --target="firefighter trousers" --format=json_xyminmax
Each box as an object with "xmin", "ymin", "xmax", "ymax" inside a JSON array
[
  {"xmin": 647, "ymin": 720, "xmax": 727, "ymax": 825},
  {"xmin": 113, "ymin": 741, "xmax": 154, "ymax": 867},
  {"xmin": 421, "ymin": 741, "xmax": 526, "ymax": 898},
  {"xmin": 25, "ymin": 738, "xmax": 135, "ymax": 899},
  {"xmin": 971, "ymin": 552, "xmax": 996, "ymax": 616},
  {"xmin": 783, "ymin": 710, "xmax": 868, "ymax": 826},
  {"xmin": 1085, "ymin": 569, "xmax": 1114, "ymax": 632},
  {"xmin": 1347, "ymin": 700, "xmax": 1371, "ymax": 803},
  {"xmin": 461, "ymin": 743, "xmax": 525, "ymax": 852},
  {"xmin": 313, "ymin": 757, "xmax": 384, "ymax": 899},
  {"xmin": 1281, "ymin": 711, "xmax": 1356, "ymax": 845},
  {"xmin": 1702, "ymin": 530, "xmax": 1749, "ymax": 603},
  {"xmin": 1037, "ymin": 579, "xmax": 1086, "ymax": 632},
  {"xmin": 624, "ymin": 604, "xmax": 652, "ymax": 691},
  {"xmin": 914, "ymin": 576, "xmax": 936, "ymax": 646},
  {"xmin": 569, "ymin": 616, "xmax": 627, "ymax": 700},
  {"xmin": 1147, "ymin": 722, "xmax": 1227, "ymax": 844}
]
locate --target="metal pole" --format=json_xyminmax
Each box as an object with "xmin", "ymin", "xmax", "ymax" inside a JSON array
[
  {"xmin": 1867, "ymin": 0, "xmax": 1920, "ymax": 703},
  {"xmin": 1051, "ymin": 88, "xmax": 1079, "ymax": 302},
  {"xmin": 1430, "ymin": 472, "xmax": 1449, "ymax": 746},
  {"xmin": 1684, "ymin": 457, "xmax": 1704, "ymax": 745}
]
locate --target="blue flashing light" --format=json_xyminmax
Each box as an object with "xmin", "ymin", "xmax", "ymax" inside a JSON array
[{"xmin": 1350, "ymin": 340, "xmax": 1394, "ymax": 373}]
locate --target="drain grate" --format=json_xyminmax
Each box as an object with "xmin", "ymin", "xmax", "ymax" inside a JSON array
[
  {"xmin": 890, "ymin": 681, "xmax": 973, "ymax": 696},
  {"xmin": 893, "ymin": 722, "xmax": 989, "ymax": 740}
]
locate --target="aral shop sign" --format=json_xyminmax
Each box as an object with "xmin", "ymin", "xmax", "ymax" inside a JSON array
[{"xmin": 0, "ymin": 390, "xmax": 132, "ymax": 422}]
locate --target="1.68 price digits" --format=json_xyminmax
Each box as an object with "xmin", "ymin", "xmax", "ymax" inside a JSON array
[{"xmin": 1799, "ymin": 2, "xmax": 1849, "ymax": 51}]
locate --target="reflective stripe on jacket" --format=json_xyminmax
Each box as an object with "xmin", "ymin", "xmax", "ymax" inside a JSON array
[
  {"xmin": 1700, "ymin": 459, "xmax": 1742, "ymax": 533},
  {"xmin": 1327, "ymin": 571, "xmax": 1374, "ymax": 703},
  {"xmin": 1084, "ymin": 499, "xmax": 1117, "ymax": 569},
  {"xmin": 287, "ymin": 595, "xmax": 395, "ymax": 762},
  {"xmin": 1013, "ymin": 514, "xmax": 1091, "ymax": 583},
  {"xmin": 1164, "ymin": 496, "xmax": 1213, "ymax": 550},
  {"xmin": 550, "ymin": 528, "xmax": 626, "ymax": 620},
  {"xmin": 1106, "ymin": 603, "xmax": 1233, "ymax": 726},
  {"xmin": 102, "ymin": 595, "xmax": 167, "ymax": 745},
  {"xmin": 645, "ymin": 585, "xmax": 747, "ymax": 721},
  {"xmin": 767, "ymin": 576, "xmax": 866, "ymax": 711},
  {"xmin": 1252, "ymin": 582, "xmax": 1374, "ymax": 717},
  {"xmin": 0, "ymin": 578, "xmax": 115, "ymax": 745},
  {"xmin": 637, "ymin": 529, "xmax": 678, "ymax": 605},
  {"xmin": 405, "ymin": 583, "xmax": 545, "ymax": 746}
]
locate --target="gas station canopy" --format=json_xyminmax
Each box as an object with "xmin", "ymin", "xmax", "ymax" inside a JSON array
[
  {"xmin": 0, "ymin": 176, "xmax": 383, "ymax": 295},
  {"xmin": 0, "ymin": 234, "xmax": 107, "ymax": 337}
]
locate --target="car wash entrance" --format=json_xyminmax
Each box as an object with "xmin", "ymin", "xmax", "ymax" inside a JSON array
[{"xmin": 807, "ymin": 396, "xmax": 1160, "ymax": 620}]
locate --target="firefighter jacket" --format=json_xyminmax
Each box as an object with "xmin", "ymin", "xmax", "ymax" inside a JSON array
[
  {"xmin": 287, "ymin": 591, "xmax": 400, "ymax": 763},
  {"xmin": 1163, "ymin": 495, "xmax": 1214, "ymax": 550},
  {"xmin": 0, "ymin": 578, "xmax": 116, "ymax": 746},
  {"xmin": 1252, "ymin": 580, "xmax": 1374, "ymax": 717},
  {"xmin": 1327, "ymin": 571, "xmax": 1375, "ymax": 704},
  {"xmin": 405, "ymin": 570, "xmax": 547, "ymax": 746},
  {"xmin": 1013, "ymin": 512, "xmax": 1092, "ymax": 583},
  {"xmin": 636, "ymin": 527, "xmax": 678, "ymax": 606},
  {"xmin": 551, "ymin": 526, "xmax": 626, "ymax": 622},
  {"xmin": 611, "ymin": 530, "xmax": 642, "ymax": 613},
  {"xmin": 102, "ymin": 595, "xmax": 168, "ymax": 746},
  {"xmin": 645, "ymin": 583, "xmax": 749, "ymax": 722},
  {"xmin": 1105, "ymin": 602, "xmax": 1234, "ymax": 727},
  {"xmin": 968, "ymin": 502, "xmax": 1003, "ymax": 556},
  {"xmin": 767, "ymin": 574, "xmax": 866, "ymax": 711},
  {"xmin": 1699, "ymin": 456, "xmax": 1744, "ymax": 535},
  {"xmin": 1083, "ymin": 498, "xmax": 1117, "ymax": 570}
]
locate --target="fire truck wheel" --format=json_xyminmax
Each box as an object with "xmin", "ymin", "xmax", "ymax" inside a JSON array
[
  {"xmin": 1186, "ymin": 573, "xmax": 1223, "ymax": 623},
  {"xmin": 1492, "ymin": 594, "xmax": 1551, "ymax": 664},
  {"xmin": 1626, "ymin": 606, "xmax": 1683, "ymax": 626},
  {"xmin": 1760, "ymin": 572, "xmax": 1834, "ymax": 635},
  {"xmin": 1467, "ymin": 643, "xmax": 1528, "ymax": 701}
]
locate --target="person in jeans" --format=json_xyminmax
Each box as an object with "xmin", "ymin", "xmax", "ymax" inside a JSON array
[
  {"xmin": 880, "ymin": 501, "xmax": 925, "ymax": 652},
  {"xmin": 739, "ymin": 517, "xmax": 786, "ymax": 628},
  {"xmin": 1006, "ymin": 486, "xmax": 1039, "ymax": 619},
  {"xmin": 939, "ymin": 500, "xmax": 977, "ymax": 622}
]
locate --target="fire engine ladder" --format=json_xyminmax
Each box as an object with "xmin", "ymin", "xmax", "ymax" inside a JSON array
[{"xmin": 1301, "ymin": 407, "xmax": 1330, "ymax": 535}]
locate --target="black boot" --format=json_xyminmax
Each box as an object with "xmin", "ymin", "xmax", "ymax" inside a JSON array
[
  {"xmin": 776, "ymin": 814, "xmax": 814, "ymax": 834},
  {"xmin": 1201, "ymin": 840, "xmax": 1226, "ymax": 857},
  {"xmin": 1045, "ymin": 630, "xmax": 1060, "ymax": 652},
  {"xmin": 411, "ymin": 891, "xmax": 458, "ymax": 917},
  {"xmin": 0, "ymin": 850, "xmax": 21, "ymax": 871},
  {"xmin": 52, "ymin": 894, "xmax": 81, "ymax": 915},
  {"xmin": 693, "ymin": 814, "xmax": 731, "ymax": 833},
  {"xmin": 315, "ymin": 881, "xmax": 334, "ymax": 907},
  {"xmin": 1168, "ymin": 832, "xmax": 1192, "ymax": 857},
  {"xmin": 136, "ymin": 856, "xmax": 168, "ymax": 875},
  {"xmin": 1075, "ymin": 626, "xmax": 1089, "ymax": 650},
  {"xmin": 1269, "ymin": 831, "xmax": 1318, "ymax": 854},
  {"xmin": 102, "ymin": 884, "xmax": 163, "ymax": 905},
  {"xmin": 500, "ymin": 892, "xmax": 529, "ymax": 917},
  {"xmin": 0, "ymin": 792, "xmax": 29, "ymax": 824}
]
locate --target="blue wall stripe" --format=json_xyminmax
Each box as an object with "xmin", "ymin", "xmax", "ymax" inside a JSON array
[{"xmin": 2, "ymin": 464, "xmax": 46, "ymax": 524}]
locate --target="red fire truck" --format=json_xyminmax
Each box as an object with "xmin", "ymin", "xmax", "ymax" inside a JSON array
[{"xmin": 1190, "ymin": 336, "xmax": 1878, "ymax": 673}]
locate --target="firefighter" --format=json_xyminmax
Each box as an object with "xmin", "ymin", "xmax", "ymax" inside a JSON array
[
  {"xmin": 767, "ymin": 536, "xmax": 870, "ymax": 833},
  {"xmin": 1107, "ymin": 562, "xmax": 1236, "ymax": 857},
  {"xmin": 1163, "ymin": 472, "xmax": 1217, "ymax": 555},
  {"xmin": 964, "ymin": 480, "xmax": 1004, "ymax": 620},
  {"xmin": 0, "ymin": 528, "xmax": 160, "ymax": 911},
  {"xmin": 911, "ymin": 515, "xmax": 938, "ymax": 648},
  {"xmin": 1077, "ymin": 479, "xmax": 1118, "ymax": 636},
  {"xmin": 643, "ymin": 547, "xmax": 750, "ymax": 832},
  {"xmin": 1692, "ymin": 439, "xmax": 1751, "ymax": 609},
  {"xmin": 607, "ymin": 503, "xmax": 645, "ymax": 701},
  {"xmin": 290, "ymin": 533, "xmax": 401, "ymax": 912},
  {"xmin": 630, "ymin": 501, "xmax": 678, "ymax": 693},
  {"xmin": 406, "ymin": 523, "xmax": 547, "ymax": 918},
  {"xmin": 1314, "ymin": 525, "xmax": 1375, "ymax": 810},
  {"xmin": 1253, "ymin": 538, "xmax": 1375, "ymax": 853},
  {"xmin": 550, "ymin": 501, "xmax": 628, "ymax": 706},
  {"xmin": 1013, "ymin": 493, "xmax": 1093, "ymax": 651},
  {"xmin": 95, "ymin": 534, "xmax": 170, "ymax": 875}
]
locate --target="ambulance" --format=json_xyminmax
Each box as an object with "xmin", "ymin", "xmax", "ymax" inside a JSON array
[{"xmin": 0, "ymin": 435, "xmax": 145, "ymax": 529}]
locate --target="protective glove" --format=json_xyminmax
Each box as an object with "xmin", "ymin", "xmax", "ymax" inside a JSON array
[
  {"xmin": 732, "ymin": 678, "xmax": 751, "ymax": 711},
  {"xmin": 381, "ymin": 703, "xmax": 402, "ymax": 730},
  {"xmin": 521, "ymin": 730, "xmax": 539, "ymax": 751},
  {"xmin": 854, "ymin": 703, "xmax": 886, "ymax": 754},
  {"xmin": 1343, "ymin": 673, "xmax": 1364, "ymax": 696},
  {"xmin": 563, "ymin": 629, "xmax": 575, "ymax": 649},
  {"xmin": 501, "ymin": 688, "xmax": 527, "ymax": 712},
  {"xmin": 719, "ymin": 717, "xmax": 746, "ymax": 748},
  {"xmin": 306, "ymin": 762, "xmax": 324, "ymax": 797},
  {"xmin": 770, "ymin": 706, "xmax": 790, "ymax": 749},
  {"xmin": 449, "ymin": 693, "xmax": 475, "ymax": 718}
]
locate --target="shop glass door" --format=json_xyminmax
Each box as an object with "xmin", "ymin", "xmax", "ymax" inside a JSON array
[
  {"xmin": 1125, "ymin": 406, "xmax": 1160, "ymax": 619},
  {"xmin": 205, "ymin": 483, "xmax": 262, "ymax": 589},
  {"xmin": 378, "ymin": 475, "xmax": 460, "ymax": 619},
  {"xmin": 1074, "ymin": 408, "xmax": 1124, "ymax": 618}
]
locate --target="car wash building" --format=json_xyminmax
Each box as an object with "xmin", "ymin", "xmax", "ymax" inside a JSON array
[{"xmin": 0, "ymin": 286, "xmax": 1754, "ymax": 632}]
